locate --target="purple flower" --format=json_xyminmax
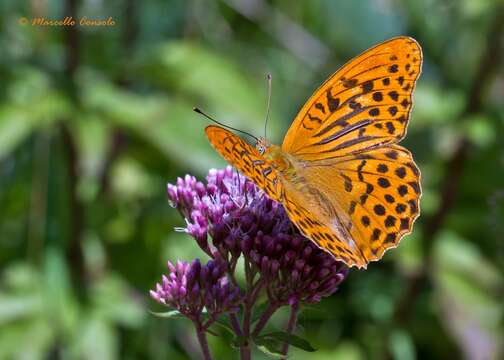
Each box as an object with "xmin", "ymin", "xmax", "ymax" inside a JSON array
[
  {"xmin": 150, "ymin": 258, "xmax": 241, "ymax": 320},
  {"xmin": 167, "ymin": 166, "xmax": 348, "ymax": 305}
]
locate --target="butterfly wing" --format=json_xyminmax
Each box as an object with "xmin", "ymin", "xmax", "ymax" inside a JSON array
[
  {"xmin": 205, "ymin": 37, "xmax": 422, "ymax": 268},
  {"xmin": 205, "ymin": 125, "xmax": 283, "ymax": 202},
  {"xmin": 282, "ymin": 37, "xmax": 422, "ymax": 160},
  {"xmin": 281, "ymin": 177, "xmax": 368, "ymax": 267},
  {"xmin": 281, "ymin": 144, "xmax": 420, "ymax": 268}
]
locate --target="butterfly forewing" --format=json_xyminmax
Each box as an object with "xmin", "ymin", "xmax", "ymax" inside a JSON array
[
  {"xmin": 205, "ymin": 126, "xmax": 283, "ymax": 202},
  {"xmin": 282, "ymin": 37, "xmax": 422, "ymax": 161}
]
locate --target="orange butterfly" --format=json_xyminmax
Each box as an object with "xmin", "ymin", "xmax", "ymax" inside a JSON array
[{"xmin": 205, "ymin": 37, "xmax": 422, "ymax": 268}]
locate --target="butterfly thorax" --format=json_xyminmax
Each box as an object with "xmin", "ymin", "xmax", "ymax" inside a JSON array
[{"xmin": 258, "ymin": 141, "xmax": 297, "ymax": 179}]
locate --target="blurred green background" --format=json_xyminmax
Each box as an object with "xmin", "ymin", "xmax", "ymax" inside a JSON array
[{"xmin": 1, "ymin": 0, "xmax": 503, "ymax": 359}]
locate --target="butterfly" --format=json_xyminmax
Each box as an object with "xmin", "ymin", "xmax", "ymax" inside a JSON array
[{"xmin": 205, "ymin": 37, "xmax": 422, "ymax": 268}]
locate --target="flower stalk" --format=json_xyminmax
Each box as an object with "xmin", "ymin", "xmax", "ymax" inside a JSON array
[
  {"xmin": 252, "ymin": 303, "xmax": 280, "ymax": 337},
  {"xmin": 282, "ymin": 302, "xmax": 300, "ymax": 358},
  {"xmin": 195, "ymin": 323, "xmax": 213, "ymax": 360}
]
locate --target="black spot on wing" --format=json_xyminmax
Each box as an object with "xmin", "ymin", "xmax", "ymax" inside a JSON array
[
  {"xmin": 395, "ymin": 167, "xmax": 406, "ymax": 178},
  {"xmin": 361, "ymin": 80, "xmax": 374, "ymax": 93},
  {"xmin": 397, "ymin": 185, "xmax": 408, "ymax": 197},
  {"xmin": 369, "ymin": 108, "xmax": 380, "ymax": 116},
  {"xmin": 373, "ymin": 92, "xmax": 383, "ymax": 102},
  {"xmin": 378, "ymin": 177, "xmax": 391, "ymax": 188},
  {"xmin": 395, "ymin": 203, "xmax": 406, "ymax": 214},
  {"xmin": 377, "ymin": 164, "xmax": 388, "ymax": 173},
  {"xmin": 384, "ymin": 233, "xmax": 397, "ymax": 244},
  {"xmin": 388, "ymin": 91, "xmax": 399, "ymax": 101},
  {"xmin": 308, "ymin": 114, "xmax": 322, "ymax": 123},
  {"xmin": 385, "ymin": 215, "xmax": 396, "ymax": 227},
  {"xmin": 315, "ymin": 102, "xmax": 326, "ymax": 114},
  {"xmin": 374, "ymin": 204, "xmax": 386, "ymax": 215},
  {"xmin": 385, "ymin": 194, "xmax": 395, "ymax": 203},
  {"xmin": 326, "ymin": 89, "xmax": 341, "ymax": 113},
  {"xmin": 385, "ymin": 150, "xmax": 398, "ymax": 159},
  {"xmin": 341, "ymin": 77, "xmax": 358, "ymax": 88},
  {"xmin": 371, "ymin": 228, "xmax": 381, "ymax": 241},
  {"xmin": 388, "ymin": 64, "xmax": 399, "ymax": 73}
]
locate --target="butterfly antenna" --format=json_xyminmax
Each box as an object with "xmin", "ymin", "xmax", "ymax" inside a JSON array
[
  {"xmin": 193, "ymin": 107, "xmax": 259, "ymax": 142},
  {"xmin": 264, "ymin": 73, "xmax": 272, "ymax": 139}
]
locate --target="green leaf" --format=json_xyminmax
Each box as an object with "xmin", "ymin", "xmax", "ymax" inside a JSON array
[
  {"xmin": 462, "ymin": 114, "xmax": 495, "ymax": 147},
  {"xmin": 43, "ymin": 248, "xmax": 78, "ymax": 333},
  {"xmin": 149, "ymin": 310, "xmax": 183, "ymax": 319},
  {"xmin": 77, "ymin": 315, "xmax": 118, "ymax": 360},
  {"xmin": 0, "ymin": 318, "xmax": 54, "ymax": 359},
  {"xmin": 0, "ymin": 66, "xmax": 72, "ymax": 159},
  {"xmin": 0, "ymin": 108, "xmax": 32, "ymax": 160},
  {"xmin": 389, "ymin": 330, "xmax": 415, "ymax": 360},
  {"xmin": 91, "ymin": 274, "xmax": 145, "ymax": 328},
  {"xmin": 251, "ymin": 301, "xmax": 272, "ymax": 325},
  {"xmin": 212, "ymin": 316, "xmax": 236, "ymax": 336},
  {"xmin": 433, "ymin": 231, "xmax": 504, "ymax": 359},
  {"xmin": 253, "ymin": 336, "xmax": 284, "ymax": 358},
  {"xmin": 258, "ymin": 332, "xmax": 316, "ymax": 352},
  {"xmin": 78, "ymin": 71, "xmax": 220, "ymax": 172},
  {"xmin": 150, "ymin": 309, "xmax": 212, "ymax": 323},
  {"xmin": 0, "ymin": 295, "xmax": 42, "ymax": 324}
]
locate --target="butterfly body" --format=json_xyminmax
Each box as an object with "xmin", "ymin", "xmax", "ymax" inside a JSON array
[
  {"xmin": 206, "ymin": 37, "xmax": 422, "ymax": 268},
  {"xmin": 259, "ymin": 143, "xmax": 288, "ymax": 171},
  {"xmin": 260, "ymin": 145, "xmax": 337, "ymax": 217}
]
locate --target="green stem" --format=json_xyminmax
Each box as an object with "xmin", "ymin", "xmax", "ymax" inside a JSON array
[
  {"xmin": 229, "ymin": 313, "xmax": 243, "ymax": 336},
  {"xmin": 240, "ymin": 300, "xmax": 252, "ymax": 360},
  {"xmin": 240, "ymin": 260, "xmax": 254, "ymax": 360},
  {"xmin": 195, "ymin": 323, "xmax": 213, "ymax": 360},
  {"xmin": 281, "ymin": 302, "xmax": 299, "ymax": 359},
  {"xmin": 252, "ymin": 303, "xmax": 279, "ymax": 337},
  {"xmin": 240, "ymin": 346, "xmax": 251, "ymax": 360}
]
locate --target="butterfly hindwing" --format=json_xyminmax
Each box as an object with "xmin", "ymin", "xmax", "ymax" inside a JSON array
[
  {"xmin": 325, "ymin": 144, "xmax": 421, "ymax": 262},
  {"xmin": 205, "ymin": 126, "xmax": 283, "ymax": 202},
  {"xmin": 282, "ymin": 37, "xmax": 422, "ymax": 161},
  {"xmin": 282, "ymin": 193, "xmax": 368, "ymax": 267},
  {"xmin": 282, "ymin": 144, "xmax": 420, "ymax": 267}
]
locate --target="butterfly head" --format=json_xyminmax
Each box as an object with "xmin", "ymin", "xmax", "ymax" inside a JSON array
[{"xmin": 256, "ymin": 137, "xmax": 271, "ymax": 155}]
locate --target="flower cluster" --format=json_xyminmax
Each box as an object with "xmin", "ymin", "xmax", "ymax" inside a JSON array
[
  {"xmin": 166, "ymin": 166, "xmax": 348, "ymax": 306},
  {"xmin": 154, "ymin": 167, "xmax": 351, "ymax": 359},
  {"xmin": 150, "ymin": 258, "xmax": 241, "ymax": 321}
]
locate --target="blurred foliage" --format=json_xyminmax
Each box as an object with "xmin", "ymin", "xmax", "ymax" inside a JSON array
[{"xmin": 1, "ymin": 0, "xmax": 504, "ymax": 359}]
